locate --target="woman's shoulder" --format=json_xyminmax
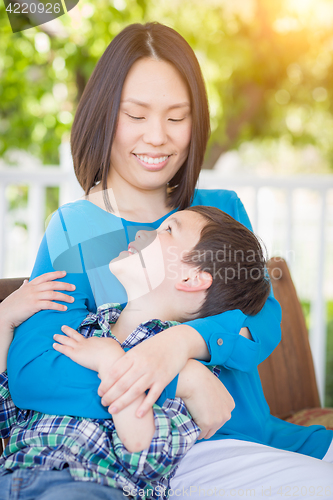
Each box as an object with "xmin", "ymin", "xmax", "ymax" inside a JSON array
[
  {"xmin": 49, "ymin": 199, "xmax": 118, "ymax": 233},
  {"xmin": 192, "ymin": 188, "xmax": 240, "ymax": 212},
  {"xmin": 45, "ymin": 199, "xmax": 121, "ymax": 252}
]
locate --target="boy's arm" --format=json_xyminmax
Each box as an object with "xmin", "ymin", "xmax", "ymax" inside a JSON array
[{"xmin": 112, "ymin": 361, "xmax": 233, "ymax": 484}]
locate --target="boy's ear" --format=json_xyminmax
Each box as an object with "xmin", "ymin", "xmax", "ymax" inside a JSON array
[{"xmin": 175, "ymin": 270, "xmax": 212, "ymax": 292}]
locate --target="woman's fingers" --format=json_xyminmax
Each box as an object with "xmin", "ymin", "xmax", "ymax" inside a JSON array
[
  {"xmin": 38, "ymin": 291, "xmax": 75, "ymax": 303},
  {"xmin": 135, "ymin": 383, "xmax": 163, "ymax": 418},
  {"xmin": 101, "ymin": 371, "xmax": 148, "ymax": 408},
  {"xmin": 39, "ymin": 301, "xmax": 68, "ymax": 312},
  {"xmin": 102, "ymin": 374, "xmax": 151, "ymax": 413},
  {"xmin": 38, "ymin": 281, "xmax": 76, "ymax": 292},
  {"xmin": 30, "ymin": 271, "xmax": 67, "ymax": 284},
  {"xmin": 98, "ymin": 356, "xmax": 133, "ymax": 397}
]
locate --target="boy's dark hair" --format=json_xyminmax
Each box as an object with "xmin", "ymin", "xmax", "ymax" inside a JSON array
[
  {"xmin": 71, "ymin": 22, "xmax": 210, "ymax": 212},
  {"xmin": 183, "ymin": 206, "xmax": 271, "ymax": 317}
]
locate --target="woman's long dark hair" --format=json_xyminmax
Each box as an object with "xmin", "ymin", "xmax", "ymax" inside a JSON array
[{"xmin": 71, "ymin": 22, "xmax": 210, "ymax": 211}]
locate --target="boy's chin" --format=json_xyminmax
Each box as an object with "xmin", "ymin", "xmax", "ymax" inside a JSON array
[{"xmin": 109, "ymin": 252, "xmax": 130, "ymax": 273}]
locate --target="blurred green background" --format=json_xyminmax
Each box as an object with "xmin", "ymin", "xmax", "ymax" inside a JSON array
[
  {"xmin": 1, "ymin": 0, "xmax": 333, "ymax": 406},
  {"xmin": 1, "ymin": 0, "xmax": 333, "ymax": 170}
]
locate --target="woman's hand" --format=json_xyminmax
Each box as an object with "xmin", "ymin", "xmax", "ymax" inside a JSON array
[
  {"xmin": 177, "ymin": 360, "xmax": 235, "ymax": 440},
  {"xmin": 53, "ymin": 326, "xmax": 125, "ymax": 376},
  {"xmin": 97, "ymin": 324, "xmax": 209, "ymax": 418},
  {"xmin": 0, "ymin": 271, "xmax": 75, "ymax": 331}
]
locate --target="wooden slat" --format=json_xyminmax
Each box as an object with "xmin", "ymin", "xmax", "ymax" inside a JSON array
[{"xmin": 0, "ymin": 278, "xmax": 28, "ymax": 302}]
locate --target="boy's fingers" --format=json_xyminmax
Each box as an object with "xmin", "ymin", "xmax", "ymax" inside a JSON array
[
  {"xmin": 60, "ymin": 325, "xmax": 82, "ymax": 340},
  {"xmin": 53, "ymin": 343, "xmax": 73, "ymax": 356},
  {"xmin": 53, "ymin": 333, "xmax": 77, "ymax": 347}
]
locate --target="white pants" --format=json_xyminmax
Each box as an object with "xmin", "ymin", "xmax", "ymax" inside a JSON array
[{"xmin": 170, "ymin": 439, "xmax": 333, "ymax": 499}]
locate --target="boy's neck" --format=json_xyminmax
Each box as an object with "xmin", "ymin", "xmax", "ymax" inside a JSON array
[{"xmin": 111, "ymin": 297, "xmax": 173, "ymax": 343}]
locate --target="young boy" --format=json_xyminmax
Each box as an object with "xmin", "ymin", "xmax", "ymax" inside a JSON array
[{"xmin": 0, "ymin": 206, "xmax": 270, "ymax": 499}]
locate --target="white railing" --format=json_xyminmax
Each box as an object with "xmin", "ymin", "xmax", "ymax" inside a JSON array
[
  {"xmin": 0, "ymin": 143, "xmax": 83, "ymax": 277},
  {"xmin": 0, "ymin": 145, "xmax": 333, "ymax": 404}
]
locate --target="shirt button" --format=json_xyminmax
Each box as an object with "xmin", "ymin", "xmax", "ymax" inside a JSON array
[
  {"xmin": 217, "ymin": 338, "xmax": 223, "ymax": 346},
  {"xmin": 70, "ymin": 444, "xmax": 80, "ymax": 455}
]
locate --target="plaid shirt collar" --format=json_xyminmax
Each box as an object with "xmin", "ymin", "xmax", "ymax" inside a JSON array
[{"xmin": 79, "ymin": 303, "xmax": 180, "ymax": 349}]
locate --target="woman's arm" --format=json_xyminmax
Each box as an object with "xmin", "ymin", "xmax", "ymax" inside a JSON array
[
  {"xmin": 6, "ymin": 205, "xmax": 179, "ymax": 419},
  {"xmin": 6, "ymin": 206, "xmax": 107, "ymax": 418},
  {"xmin": 0, "ymin": 272, "xmax": 75, "ymax": 372}
]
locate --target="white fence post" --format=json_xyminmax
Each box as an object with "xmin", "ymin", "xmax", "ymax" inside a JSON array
[
  {"xmin": 27, "ymin": 183, "xmax": 46, "ymax": 272},
  {"xmin": 59, "ymin": 142, "xmax": 84, "ymax": 206},
  {"xmin": 309, "ymin": 190, "xmax": 328, "ymax": 405}
]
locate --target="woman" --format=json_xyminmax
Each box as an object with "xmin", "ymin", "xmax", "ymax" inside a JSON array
[{"xmin": 5, "ymin": 22, "xmax": 333, "ymax": 497}]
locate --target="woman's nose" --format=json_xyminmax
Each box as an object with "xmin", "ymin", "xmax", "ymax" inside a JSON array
[{"xmin": 143, "ymin": 118, "xmax": 167, "ymax": 146}]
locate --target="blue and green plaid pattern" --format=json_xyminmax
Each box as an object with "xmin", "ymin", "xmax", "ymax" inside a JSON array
[{"xmin": 0, "ymin": 304, "xmax": 202, "ymax": 499}]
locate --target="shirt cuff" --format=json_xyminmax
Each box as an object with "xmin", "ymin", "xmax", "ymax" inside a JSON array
[{"xmin": 184, "ymin": 310, "xmax": 249, "ymax": 366}]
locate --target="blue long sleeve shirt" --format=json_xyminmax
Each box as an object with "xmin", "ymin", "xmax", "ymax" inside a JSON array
[{"xmin": 7, "ymin": 189, "xmax": 332, "ymax": 460}]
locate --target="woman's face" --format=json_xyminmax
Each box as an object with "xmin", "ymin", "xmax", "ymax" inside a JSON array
[{"xmin": 109, "ymin": 57, "xmax": 192, "ymax": 193}]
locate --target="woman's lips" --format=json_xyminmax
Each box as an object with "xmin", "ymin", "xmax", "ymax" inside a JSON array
[{"xmin": 133, "ymin": 153, "xmax": 171, "ymax": 170}]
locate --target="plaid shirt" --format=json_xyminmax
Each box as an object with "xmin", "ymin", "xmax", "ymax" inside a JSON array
[{"xmin": 0, "ymin": 304, "xmax": 204, "ymax": 499}]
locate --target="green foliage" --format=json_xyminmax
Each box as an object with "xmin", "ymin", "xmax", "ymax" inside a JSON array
[
  {"xmin": 1, "ymin": 0, "xmax": 333, "ymax": 168},
  {"xmin": 45, "ymin": 186, "xmax": 59, "ymax": 220}
]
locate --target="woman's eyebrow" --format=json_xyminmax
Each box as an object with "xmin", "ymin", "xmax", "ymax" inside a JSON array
[{"xmin": 121, "ymin": 98, "xmax": 190, "ymax": 110}]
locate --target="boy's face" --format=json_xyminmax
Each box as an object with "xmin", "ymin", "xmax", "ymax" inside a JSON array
[{"xmin": 109, "ymin": 210, "xmax": 206, "ymax": 300}]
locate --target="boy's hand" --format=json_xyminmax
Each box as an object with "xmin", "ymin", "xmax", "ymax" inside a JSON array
[
  {"xmin": 1, "ymin": 271, "xmax": 75, "ymax": 331},
  {"xmin": 53, "ymin": 326, "xmax": 125, "ymax": 377},
  {"xmin": 177, "ymin": 360, "xmax": 235, "ymax": 440}
]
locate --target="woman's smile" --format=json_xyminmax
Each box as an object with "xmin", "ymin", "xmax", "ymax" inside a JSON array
[{"xmin": 132, "ymin": 153, "xmax": 172, "ymax": 171}]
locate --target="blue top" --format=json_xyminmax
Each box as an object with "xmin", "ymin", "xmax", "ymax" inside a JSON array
[{"xmin": 7, "ymin": 189, "xmax": 332, "ymax": 460}]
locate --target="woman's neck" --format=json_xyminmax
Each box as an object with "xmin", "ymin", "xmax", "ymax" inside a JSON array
[{"xmin": 87, "ymin": 180, "xmax": 173, "ymax": 223}]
